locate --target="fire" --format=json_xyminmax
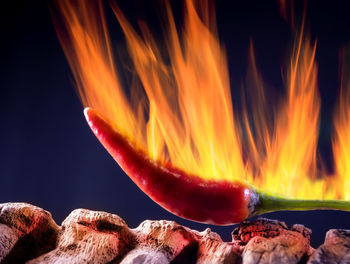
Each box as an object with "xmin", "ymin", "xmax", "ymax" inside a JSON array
[
  {"xmin": 54, "ymin": 0, "xmax": 350, "ymax": 200},
  {"xmin": 244, "ymin": 30, "xmax": 324, "ymax": 199},
  {"xmin": 333, "ymin": 48, "xmax": 350, "ymax": 200}
]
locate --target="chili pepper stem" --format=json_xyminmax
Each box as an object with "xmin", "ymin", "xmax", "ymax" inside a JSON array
[{"xmin": 252, "ymin": 191, "xmax": 350, "ymax": 217}]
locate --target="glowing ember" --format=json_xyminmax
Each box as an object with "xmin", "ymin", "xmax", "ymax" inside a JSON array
[{"xmin": 54, "ymin": 0, "xmax": 349, "ymax": 200}]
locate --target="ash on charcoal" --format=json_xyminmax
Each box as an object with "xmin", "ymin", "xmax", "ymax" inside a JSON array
[
  {"xmin": 307, "ymin": 229, "xmax": 350, "ymax": 264},
  {"xmin": 1, "ymin": 203, "xmax": 350, "ymax": 264},
  {"xmin": 27, "ymin": 209, "xmax": 134, "ymax": 264},
  {"xmin": 232, "ymin": 218, "xmax": 313, "ymax": 264},
  {"xmin": 0, "ymin": 203, "xmax": 59, "ymax": 264}
]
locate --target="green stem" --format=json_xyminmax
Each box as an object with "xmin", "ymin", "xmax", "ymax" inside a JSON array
[{"xmin": 253, "ymin": 191, "xmax": 350, "ymax": 216}]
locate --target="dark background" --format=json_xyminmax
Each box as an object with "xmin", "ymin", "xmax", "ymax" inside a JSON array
[{"xmin": 1, "ymin": 0, "xmax": 350, "ymax": 247}]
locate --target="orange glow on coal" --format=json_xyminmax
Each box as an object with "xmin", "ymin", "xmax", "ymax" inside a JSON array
[{"xmin": 54, "ymin": 0, "xmax": 350, "ymax": 200}]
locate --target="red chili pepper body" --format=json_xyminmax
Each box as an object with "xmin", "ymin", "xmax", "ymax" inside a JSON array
[{"xmin": 84, "ymin": 107, "xmax": 253, "ymax": 225}]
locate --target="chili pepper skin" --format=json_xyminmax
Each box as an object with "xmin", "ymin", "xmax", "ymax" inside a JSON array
[{"xmin": 84, "ymin": 107, "xmax": 253, "ymax": 225}]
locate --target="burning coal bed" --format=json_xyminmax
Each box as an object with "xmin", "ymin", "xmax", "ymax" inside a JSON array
[{"xmin": 1, "ymin": 202, "xmax": 350, "ymax": 264}]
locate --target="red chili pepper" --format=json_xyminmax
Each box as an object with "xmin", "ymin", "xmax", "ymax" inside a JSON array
[
  {"xmin": 84, "ymin": 107, "xmax": 350, "ymax": 225},
  {"xmin": 84, "ymin": 107, "xmax": 256, "ymax": 225}
]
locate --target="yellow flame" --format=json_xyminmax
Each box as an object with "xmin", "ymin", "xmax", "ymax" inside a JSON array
[
  {"xmin": 332, "ymin": 48, "xmax": 350, "ymax": 200},
  {"xmin": 54, "ymin": 0, "xmax": 350, "ymax": 199},
  {"xmin": 244, "ymin": 31, "xmax": 328, "ymax": 199}
]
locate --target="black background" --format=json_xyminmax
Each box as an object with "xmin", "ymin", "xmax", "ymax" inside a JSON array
[{"xmin": 1, "ymin": 0, "xmax": 350, "ymax": 247}]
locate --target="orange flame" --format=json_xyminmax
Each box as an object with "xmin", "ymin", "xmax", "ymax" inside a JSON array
[
  {"xmin": 244, "ymin": 30, "xmax": 325, "ymax": 198},
  {"xmin": 332, "ymin": 48, "xmax": 350, "ymax": 200},
  {"xmin": 54, "ymin": 0, "xmax": 350, "ymax": 200}
]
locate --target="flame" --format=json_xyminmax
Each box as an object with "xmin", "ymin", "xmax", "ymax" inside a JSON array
[
  {"xmin": 332, "ymin": 48, "xmax": 350, "ymax": 200},
  {"xmin": 54, "ymin": 0, "xmax": 350, "ymax": 200}
]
